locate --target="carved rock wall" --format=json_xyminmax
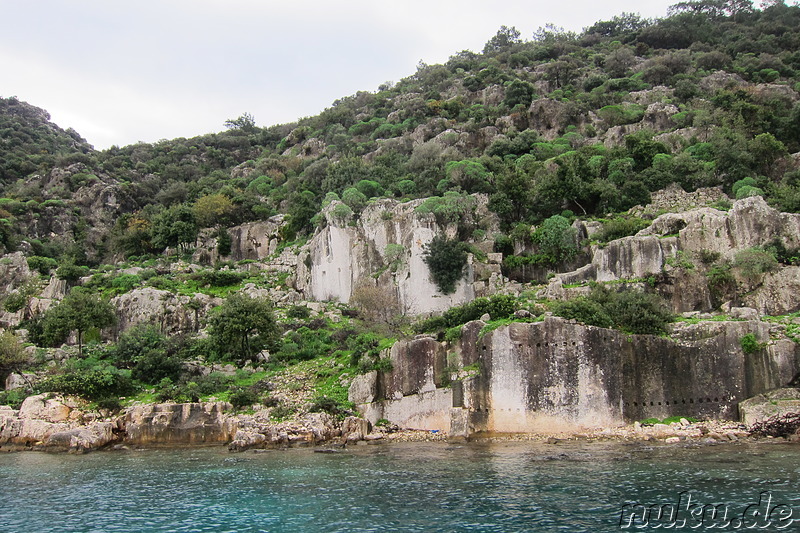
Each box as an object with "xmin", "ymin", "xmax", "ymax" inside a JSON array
[{"xmin": 352, "ymin": 317, "xmax": 798, "ymax": 434}]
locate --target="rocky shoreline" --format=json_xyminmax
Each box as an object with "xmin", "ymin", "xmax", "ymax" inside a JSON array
[{"xmin": 2, "ymin": 393, "xmax": 799, "ymax": 454}]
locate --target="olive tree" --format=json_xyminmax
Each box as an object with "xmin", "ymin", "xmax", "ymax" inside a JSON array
[
  {"xmin": 208, "ymin": 293, "xmax": 280, "ymax": 363},
  {"xmin": 39, "ymin": 287, "xmax": 116, "ymax": 357}
]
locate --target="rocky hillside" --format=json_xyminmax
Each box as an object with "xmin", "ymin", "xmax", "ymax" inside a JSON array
[{"xmin": 2, "ymin": 2, "xmax": 800, "ymax": 440}]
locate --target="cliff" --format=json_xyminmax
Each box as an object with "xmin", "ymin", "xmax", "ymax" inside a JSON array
[
  {"xmin": 351, "ymin": 316, "xmax": 798, "ymax": 436},
  {"xmin": 295, "ymin": 196, "xmax": 507, "ymax": 315}
]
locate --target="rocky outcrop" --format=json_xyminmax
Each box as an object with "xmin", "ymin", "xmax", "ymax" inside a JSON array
[
  {"xmin": 739, "ymin": 388, "xmax": 800, "ymax": 425},
  {"xmin": 228, "ymin": 412, "xmax": 337, "ymax": 451},
  {"xmin": 0, "ymin": 396, "xmax": 351, "ymax": 452},
  {"xmin": 296, "ymin": 196, "xmax": 503, "ymax": 315},
  {"xmin": 124, "ymin": 402, "xmax": 236, "ymax": 445},
  {"xmin": 546, "ymin": 196, "xmax": 800, "ymax": 315},
  {"xmin": 352, "ymin": 316, "xmax": 798, "ymax": 435},
  {"xmin": 0, "ymin": 394, "xmax": 121, "ymax": 451},
  {"xmin": 193, "ymin": 216, "xmax": 286, "ymax": 264},
  {"xmin": 111, "ymin": 288, "xmax": 218, "ymax": 338}
]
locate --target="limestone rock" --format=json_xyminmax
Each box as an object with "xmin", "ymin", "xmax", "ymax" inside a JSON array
[
  {"xmin": 298, "ymin": 196, "xmax": 501, "ymax": 315},
  {"xmin": 739, "ymin": 388, "xmax": 800, "ymax": 425},
  {"xmin": 124, "ymin": 402, "xmax": 236, "ymax": 445},
  {"xmin": 341, "ymin": 416, "xmax": 371, "ymax": 442},
  {"xmin": 348, "ymin": 371, "xmax": 378, "ymax": 405},
  {"xmin": 112, "ymin": 288, "xmax": 217, "ymax": 338},
  {"xmin": 18, "ymin": 393, "xmax": 75, "ymax": 423},
  {"xmin": 193, "ymin": 216, "xmax": 287, "ymax": 264},
  {"xmin": 45, "ymin": 422, "xmax": 118, "ymax": 451}
]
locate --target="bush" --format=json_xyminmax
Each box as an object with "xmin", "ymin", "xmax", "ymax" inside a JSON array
[
  {"xmin": 56, "ymin": 262, "xmax": 89, "ymax": 282},
  {"xmin": 39, "ymin": 365, "xmax": 137, "ymax": 401},
  {"xmin": 308, "ymin": 395, "xmax": 354, "ymax": 418},
  {"xmin": 229, "ymin": 388, "xmax": 259, "ymax": 410},
  {"xmin": 416, "ymin": 294, "xmax": 519, "ymax": 333},
  {"xmin": 533, "ymin": 215, "xmax": 579, "ymax": 264},
  {"xmin": 0, "ymin": 389, "xmax": 30, "ymax": 409},
  {"xmin": 597, "ymin": 217, "xmax": 649, "ymax": 243},
  {"xmin": 551, "ymin": 284, "xmax": 673, "ymax": 335},
  {"xmin": 26, "ymin": 256, "xmax": 58, "ymax": 276},
  {"xmin": 423, "ymin": 236, "xmax": 467, "ymax": 294},
  {"xmin": 732, "ymin": 248, "xmax": 778, "ymax": 281},
  {"xmin": 286, "ymin": 305, "xmax": 311, "ymax": 319},
  {"xmin": 192, "ymin": 269, "xmax": 247, "ymax": 287},
  {"xmin": 740, "ymin": 333, "xmax": 762, "ymax": 354}
]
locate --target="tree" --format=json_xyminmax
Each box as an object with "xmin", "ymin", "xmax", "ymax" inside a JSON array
[
  {"xmin": 193, "ymin": 193, "xmax": 234, "ymax": 228},
  {"xmin": 0, "ymin": 330, "xmax": 28, "ymax": 385},
  {"xmin": 208, "ymin": 293, "xmax": 280, "ymax": 363},
  {"xmin": 41, "ymin": 287, "xmax": 116, "ymax": 357},
  {"xmin": 483, "ymin": 25, "xmax": 522, "ymax": 54},
  {"xmin": 151, "ymin": 204, "xmax": 198, "ymax": 253},
  {"xmin": 224, "ymin": 112, "xmax": 257, "ymax": 133},
  {"xmin": 503, "ymin": 79, "xmax": 535, "ymax": 108},
  {"xmin": 533, "ymin": 215, "xmax": 579, "ymax": 264},
  {"xmin": 423, "ymin": 236, "xmax": 467, "ymax": 294}
]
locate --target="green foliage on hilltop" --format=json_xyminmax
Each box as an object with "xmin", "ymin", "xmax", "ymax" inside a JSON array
[{"xmin": 1, "ymin": 2, "xmax": 800, "ymax": 263}]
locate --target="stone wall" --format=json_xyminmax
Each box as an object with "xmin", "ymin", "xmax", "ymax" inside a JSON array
[{"xmin": 351, "ymin": 316, "xmax": 798, "ymax": 435}]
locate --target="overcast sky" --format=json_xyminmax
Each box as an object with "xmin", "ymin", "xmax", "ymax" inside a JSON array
[{"xmin": 2, "ymin": 0, "xmax": 677, "ymax": 149}]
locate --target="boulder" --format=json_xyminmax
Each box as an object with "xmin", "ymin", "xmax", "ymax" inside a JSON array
[
  {"xmin": 341, "ymin": 416, "xmax": 371, "ymax": 442},
  {"xmin": 18, "ymin": 394, "xmax": 75, "ymax": 423},
  {"xmin": 45, "ymin": 422, "xmax": 119, "ymax": 451},
  {"xmin": 739, "ymin": 388, "xmax": 800, "ymax": 425}
]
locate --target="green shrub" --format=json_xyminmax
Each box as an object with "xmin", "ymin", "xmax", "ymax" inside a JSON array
[
  {"xmin": 551, "ymin": 284, "xmax": 673, "ymax": 335},
  {"xmin": 3, "ymin": 291, "xmax": 27, "ymax": 313},
  {"xmin": 308, "ymin": 395, "xmax": 354, "ymax": 419},
  {"xmin": 423, "ymin": 236, "xmax": 467, "ymax": 294},
  {"xmin": 0, "ymin": 389, "xmax": 29, "ymax": 409},
  {"xmin": 192, "ymin": 269, "xmax": 247, "ymax": 287},
  {"xmin": 40, "ymin": 365, "xmax": 137, "ymax": 401},
  {"xmin": 229, "ymin": 388, "xmax": 260, "ymax": 410},
  {"xmin": 735, "ymin": 185, "xmax": 764, "ymax": 199},
  {"xmin": 732, "ymin": 248, "xmax": 778, "ymax": 281},
  {"xmin": 415, "ymin": 294, "xmax": 519, "ymax": 333},
  {"xmin": 533, "ymin": 215, "xmax": 579, "ymax": 264},
  {"xmin": 109, "ymin": 274, "xmax": 142, "ymax": 293},
  {"xmin": 286, "ymin": 305, "xmax": 312, "ymax": 319},
  {"xmin": 740, "ymin": 333, "xmax": 762, "ymax": 354},
  {"xmin": 56, "ymin": 262, "xmax": 89, "ymax": 282},
  {"xmin": 27, "ymin": 256, "xmax": 58, "ymax": 275},
  {"xmin": 597, "ymin": 217, "xmax": 649, "ymax": 242}
]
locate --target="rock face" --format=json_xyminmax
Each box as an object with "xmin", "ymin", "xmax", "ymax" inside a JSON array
[
  {"xmin": 111, "ymin": 288, "xmax": 218, "ymax": 338},
  {"xmin": 546, "ymin": 196, "xmax": 800, "ymax": 315},
  {"xmin": 0, "ymin": 397, "xmax": 349, "ymax": 452},
  {"xmin": 296, "ymin": 196, "xmax": 502, "ymax": 315},
  {"xmin": 0, "ymin": 394, "xmax": 121, "ymax": 451},
  {"xmin": 352, "ymin": 317, "xmax": 798, "ymax": 435},
  {"xmin": 124, "ymin": 402, "xmax": 236, "ymax": 445},
  {"xmin": 228, "ymin": 412, "xmax": 337, "ymax": 451},
  {"xmin": 739, "ymin": 388, "xmax": 800, "ymax": 425},
  {"xmin": 193, "ymin": 216, "xmax": 286, "ymax": 264}
]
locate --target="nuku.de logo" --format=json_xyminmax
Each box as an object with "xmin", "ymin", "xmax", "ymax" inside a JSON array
[{"xmin": 619, "ymin": 491, "xmax": 795, "ymax": 529}]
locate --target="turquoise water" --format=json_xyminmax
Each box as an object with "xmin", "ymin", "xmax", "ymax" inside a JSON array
[{"xmin": 1, "ymin": 441, "xmax": 799, "ymax": 532}]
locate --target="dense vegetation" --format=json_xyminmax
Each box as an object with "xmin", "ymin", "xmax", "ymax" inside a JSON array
[
  {"xmin": 2, "ymin": 0, "xmax": 800, "ymax": 413},
  {"xmin": 2, "ymin": 1, "xmax": 800, "ymax": 264}
]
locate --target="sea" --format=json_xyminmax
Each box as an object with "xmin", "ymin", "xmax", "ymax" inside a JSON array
[{"xmin": 1, "ymin": 440, "xmax": 798, "ymax": 532}]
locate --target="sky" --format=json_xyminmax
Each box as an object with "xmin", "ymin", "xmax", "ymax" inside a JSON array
[{"xmin": 2, "ymin": 0, "xmax": 677, "ymax": 149}]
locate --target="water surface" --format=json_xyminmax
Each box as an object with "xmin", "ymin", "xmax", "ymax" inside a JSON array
[{"xmin": 1, "ymin": 441, "xmax": 798, "ymax": 532}]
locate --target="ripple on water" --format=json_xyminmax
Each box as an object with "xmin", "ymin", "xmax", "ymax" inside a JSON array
[{"xmin": 0, "ymin": 441, "xmax": 798, "ymax": 532}]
